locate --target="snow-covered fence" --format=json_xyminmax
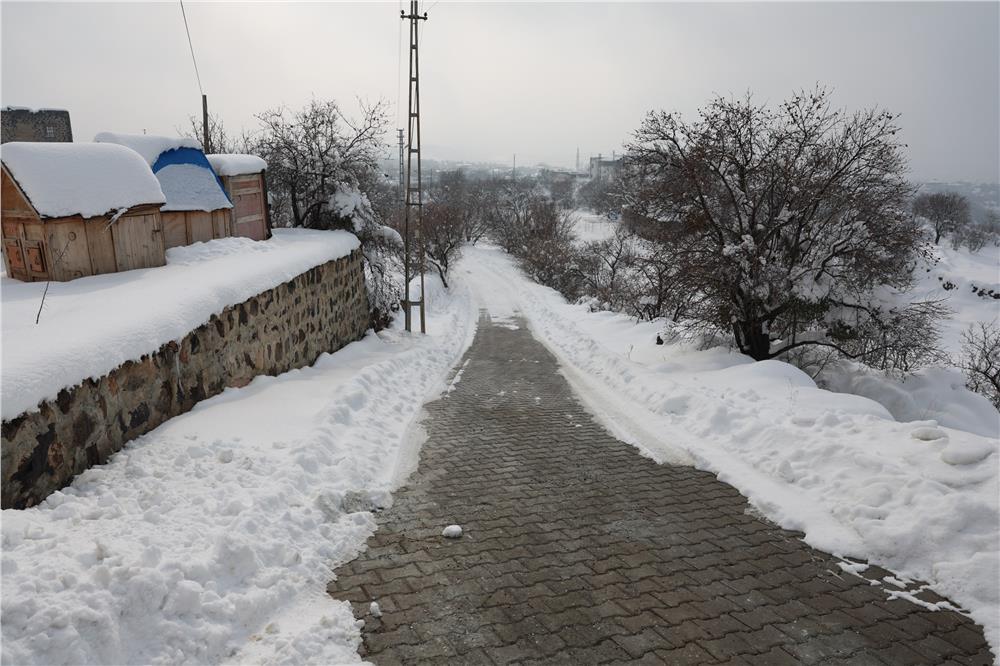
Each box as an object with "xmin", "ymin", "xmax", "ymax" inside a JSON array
[{"xmin": 1, "ymin": 248, "xmax": 368, "ymax": 509}]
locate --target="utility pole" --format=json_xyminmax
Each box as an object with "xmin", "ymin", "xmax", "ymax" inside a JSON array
[
  {"xmin": 575, "ymin": 147, "xmax": 580, "ymax": 173},
  {"xmin": 512, "ymin": 153, "xmax": 516, "ymax": 181},
  {"xmin": 397, "ymin": 128, "xmax": 405, "ymax": 195},
  {"xmin": 202, "ymin": 94, "xmax": 210, "ymax": 154},
  {"xmin": 401, "ymin": 1, "xmax": 428, "ymax": 334}
]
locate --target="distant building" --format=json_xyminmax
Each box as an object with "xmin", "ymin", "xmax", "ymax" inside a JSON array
[
  {"xmin": 1, "ymin": 107, "xmax": 73, "ymax": 143},
  {"xmin": 589, "ymin": 154, "xmax": 622, "ymax": 181}
]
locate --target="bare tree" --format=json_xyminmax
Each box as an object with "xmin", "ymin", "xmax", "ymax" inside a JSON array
[
  {"xmin": 914, "ymin": 191, "xmax": 971, "ymax": 245},
  {"xmin": 960, "ymin": 321, "xmax": 1000, "ymax": 410},
  {"xmin": 420, "ymin": 202, "xmax": 465, "ymax": 288},
  {"xmin": 575, "ymin": 226, "xmax": 638, "ymax": 311},
  {"xmin": 255, "ymin": 99, "xmax": 389, "ymax": 230},
  {"xmin": 624, "ymin": 87, "xmax": 935, "ymax": 368},
  {"xmin": 180, "ymin": 113, "xmax": 255, "ymax": 155}
]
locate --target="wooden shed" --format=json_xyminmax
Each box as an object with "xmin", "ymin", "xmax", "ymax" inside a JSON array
[
  {"xmin": 207, "ymin": 154, "xmax": 272, "ymax": 241},
  {"xmin": 1, "ymin": 142, "xmax": 167, "ymax": 281},
  {"xmin": 96, "ymin": 133, "xmax": 234, "ymax": 250}
]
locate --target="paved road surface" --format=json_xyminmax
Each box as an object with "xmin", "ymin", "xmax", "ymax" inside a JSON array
[{"xmin": 329, "ymin": 312, "xmax": 993, "ymax": 665}]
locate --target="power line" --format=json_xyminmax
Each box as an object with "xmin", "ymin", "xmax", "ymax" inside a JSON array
[{"xmin": 179, "ymin": 0, "xmax": 204, "ymax": 95}]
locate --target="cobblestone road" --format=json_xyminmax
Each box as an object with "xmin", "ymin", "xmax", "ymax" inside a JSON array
[{"xmin": 328, "ymin": 313, "xmax": 994, "ymax": 665}]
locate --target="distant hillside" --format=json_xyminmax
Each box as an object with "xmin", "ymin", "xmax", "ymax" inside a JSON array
[{"xmin": 916, "ymin": 181, "xmax": 1000, "ymax": 222}]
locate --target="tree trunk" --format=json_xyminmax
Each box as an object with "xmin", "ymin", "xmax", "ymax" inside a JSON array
[{"xmin": 736, "ymin": 321, "xmax": 772, "ymax": 361}]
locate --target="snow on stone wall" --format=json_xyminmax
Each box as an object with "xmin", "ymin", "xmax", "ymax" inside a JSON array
[{"xmin": 1, "ymin": 250, "xmax": 369, "ymax": 509}]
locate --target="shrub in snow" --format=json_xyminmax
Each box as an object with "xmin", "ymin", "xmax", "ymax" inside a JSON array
[
  {"xmin": 622, "ymin": 87, "xmax": 943, "ymax": 370},
  {"xmin": 913, "ymin": 191, "xmax": 971, "ymax": 245},
  {"xmin": 484, "ymin": 185, "xmax": 582, "ymax": 300},
  {"xmin": 960, "ymin": 321, "xmax": 1000, "ymax": 410}
]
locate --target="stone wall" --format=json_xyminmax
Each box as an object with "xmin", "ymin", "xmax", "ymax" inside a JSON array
[
  {"xmin": 1, "ymin": 249, "xmax": 369, "ymax": 509},
  {"xmin": 1, "ymin": 108, "xmax": 73, "ymax": 143}
]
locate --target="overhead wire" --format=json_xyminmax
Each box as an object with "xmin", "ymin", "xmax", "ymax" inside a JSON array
[{"xmin": 179, "ymin": 0, "xmax": 204, "ymax": 96}]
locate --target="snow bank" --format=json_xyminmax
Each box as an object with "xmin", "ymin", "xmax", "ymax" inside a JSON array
[
  {"xmin": 0, "ymin": 142, "xmax": 165, "ymax": 218},
  {"xmin": 821, "ymin": 362, "xmax": 999, "ymax": 439},
  {"xmin": 1, "ymin": 272, "xmax": 478, "ymax": 665},
  {"xmin": 461, "ymin": 244, "xmax": 1000, "ymax": 654},
  {"xmin": 207, "ymin": 154, "xmax": 267, "ymax": 177},
  {"xmin": 1, "ymin": 229, "xmax": 359, "ymax": 420},
  {"xmin": 94, "ymin": 132, "xmax": 200, "ymax": 166}
]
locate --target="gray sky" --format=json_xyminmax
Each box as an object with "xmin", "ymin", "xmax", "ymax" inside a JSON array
[{"xmin": 2, "ymin": 2, "xmax": 998, "ymax": 182}]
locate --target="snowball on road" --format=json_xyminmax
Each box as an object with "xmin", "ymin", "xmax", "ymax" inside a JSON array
[{"xmin": 441, "ymin": 524, "xmax": 463, "ymax": 538}]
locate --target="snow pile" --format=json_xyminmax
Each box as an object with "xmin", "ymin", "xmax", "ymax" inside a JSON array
[
  {"xmin": 207, "ymin": 154, "xmax": 267, "ymax": 177},
  {"xmin": 441, "ymin": 525, "xmax": 463, "ymax": 539},
  {"xmin": 822, "ymin": 363, "xmax": 999, "ymax": 438},
  {"xmin": 1, "ymin": 229, "xmax": 359, "ymax": 420},
  {"xmin": 815, "ymin": 241, "xmax": 1000, "ymax": 439},
  {"xmin": 94, "ymin": 132, "xmax": 200, "ymax": 166},
  {"xmin": 1, "ymin": 272, "xmax": 478, "ymax": 665},
  {"xmin": 0, "ymin": 142, "xmax": 165, "ymax": 218},
  {"xmin": 461, "ymin": 244, "xmax": 1000, "ymax": 653},
  {"xmin": 156, "ymin": 163, "xmax": 233, "ymax": 212}
]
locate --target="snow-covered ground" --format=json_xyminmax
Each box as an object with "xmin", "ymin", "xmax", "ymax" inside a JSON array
[
  {"xmin": 571, "ymin": 210, "xmax": 619, "ymax": 244},
  {"xmin": 2, "ymin": 236, "xmax": 996, "ymax": 664},
  {"xmin": 1, "ymin": 269, "xmax": 476, "ymax": 665},
  {"xmin": 816, "ymin": 242, "xmax": 1000, "ymax": 438},
  {"xmin": 917, "ymin": 242, "xmax": 999, "ymax": 356},
  {"xmin": 1, "ymin": 229, "xmax": 359, "ymax": 420},
  {"xmin": 460, "ymin": 244, "xmax": 999, "ymax": 655}
]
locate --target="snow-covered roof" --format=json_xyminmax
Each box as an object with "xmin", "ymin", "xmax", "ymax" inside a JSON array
[
  {"xmin": 207, "ymin": 154, "xmax": 267, "ymax": 177},
  {"xmin": 97, "ymin": 133, "xmax": 232, "ymax": 212},
  {"xmin": 94, "ymin": 132, "xmax": 200, "ymax": 166},
  {"xmin": 0, "ymin": 142, "xmax": 165, "ymax": 219}
]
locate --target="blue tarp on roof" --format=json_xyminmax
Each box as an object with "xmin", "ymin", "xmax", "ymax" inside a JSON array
[{"xmin": 151, "ymin": 147, "xmax": 232, "ymax": 213}]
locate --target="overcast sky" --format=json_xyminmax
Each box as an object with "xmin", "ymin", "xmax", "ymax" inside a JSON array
[{"xmin": 2, "ymin": 1, "xmax": 997, "ymax": 182}]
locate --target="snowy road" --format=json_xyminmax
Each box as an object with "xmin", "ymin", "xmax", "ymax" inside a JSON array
[
  {"xmin": 331, "ymin": 308, "xmax": 993, "ymax": 664},
  {"xmin": 458, "ymin": 244, "xmax": 999, "ymax": 656},
  {"xmin": 1, "ymin": 242, "xmax": 997, "ymax": 664}
]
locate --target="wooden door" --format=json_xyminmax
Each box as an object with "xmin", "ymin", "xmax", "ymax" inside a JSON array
[
  {"xmin": 112, "ymin": 214, "xmax": 166, "ymax": 271},
  {"xmin": 230, "ymin": 175, "xmax": 267, "ymax": 241},
  {"xmin": 187, "ymin": 211, "xmax": 214, "ymax": 243},
  {"xmin": 3, "ymin": 237, "xmax": 27, "ymax": 279},
  {"xmin": 161, "ymin": 212, "xmax": 188, "ymax": 249},
  {"xmin": 46, "ymin": 220, "xmax": 93, "ymax": 281}
]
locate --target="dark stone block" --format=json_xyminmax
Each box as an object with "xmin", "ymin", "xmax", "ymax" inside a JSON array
[{"xmin": 128, "ymin": 403, "xmax": 150, "ymax": 429}]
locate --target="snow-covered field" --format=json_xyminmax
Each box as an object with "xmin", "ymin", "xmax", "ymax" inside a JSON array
[
  {"xmin": 918, "ymin": 242, "xmax": 1000, "ymax": 356},
  {"xmin": 571, "ymin": 210, "xmax": 619, "ymax": 244},
  {"xmin": 1, "ymin": 229, "xmax": 359, "ymax": 420},
  {"xmin": 1, "ymin": 250, "xmax": 477, "ymax": 664},
  {"xmin": 818, "ymin": 242, "xmax": 1000, "ymax": 437},
  {"xmin": 460, "ymin": 244, "xmax": 999, "ymax": 655}
]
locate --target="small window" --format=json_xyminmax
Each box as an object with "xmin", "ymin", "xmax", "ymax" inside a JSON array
[{"xmin": 44, "ymin": 126, "xmax": 55, "ymax": 138}]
